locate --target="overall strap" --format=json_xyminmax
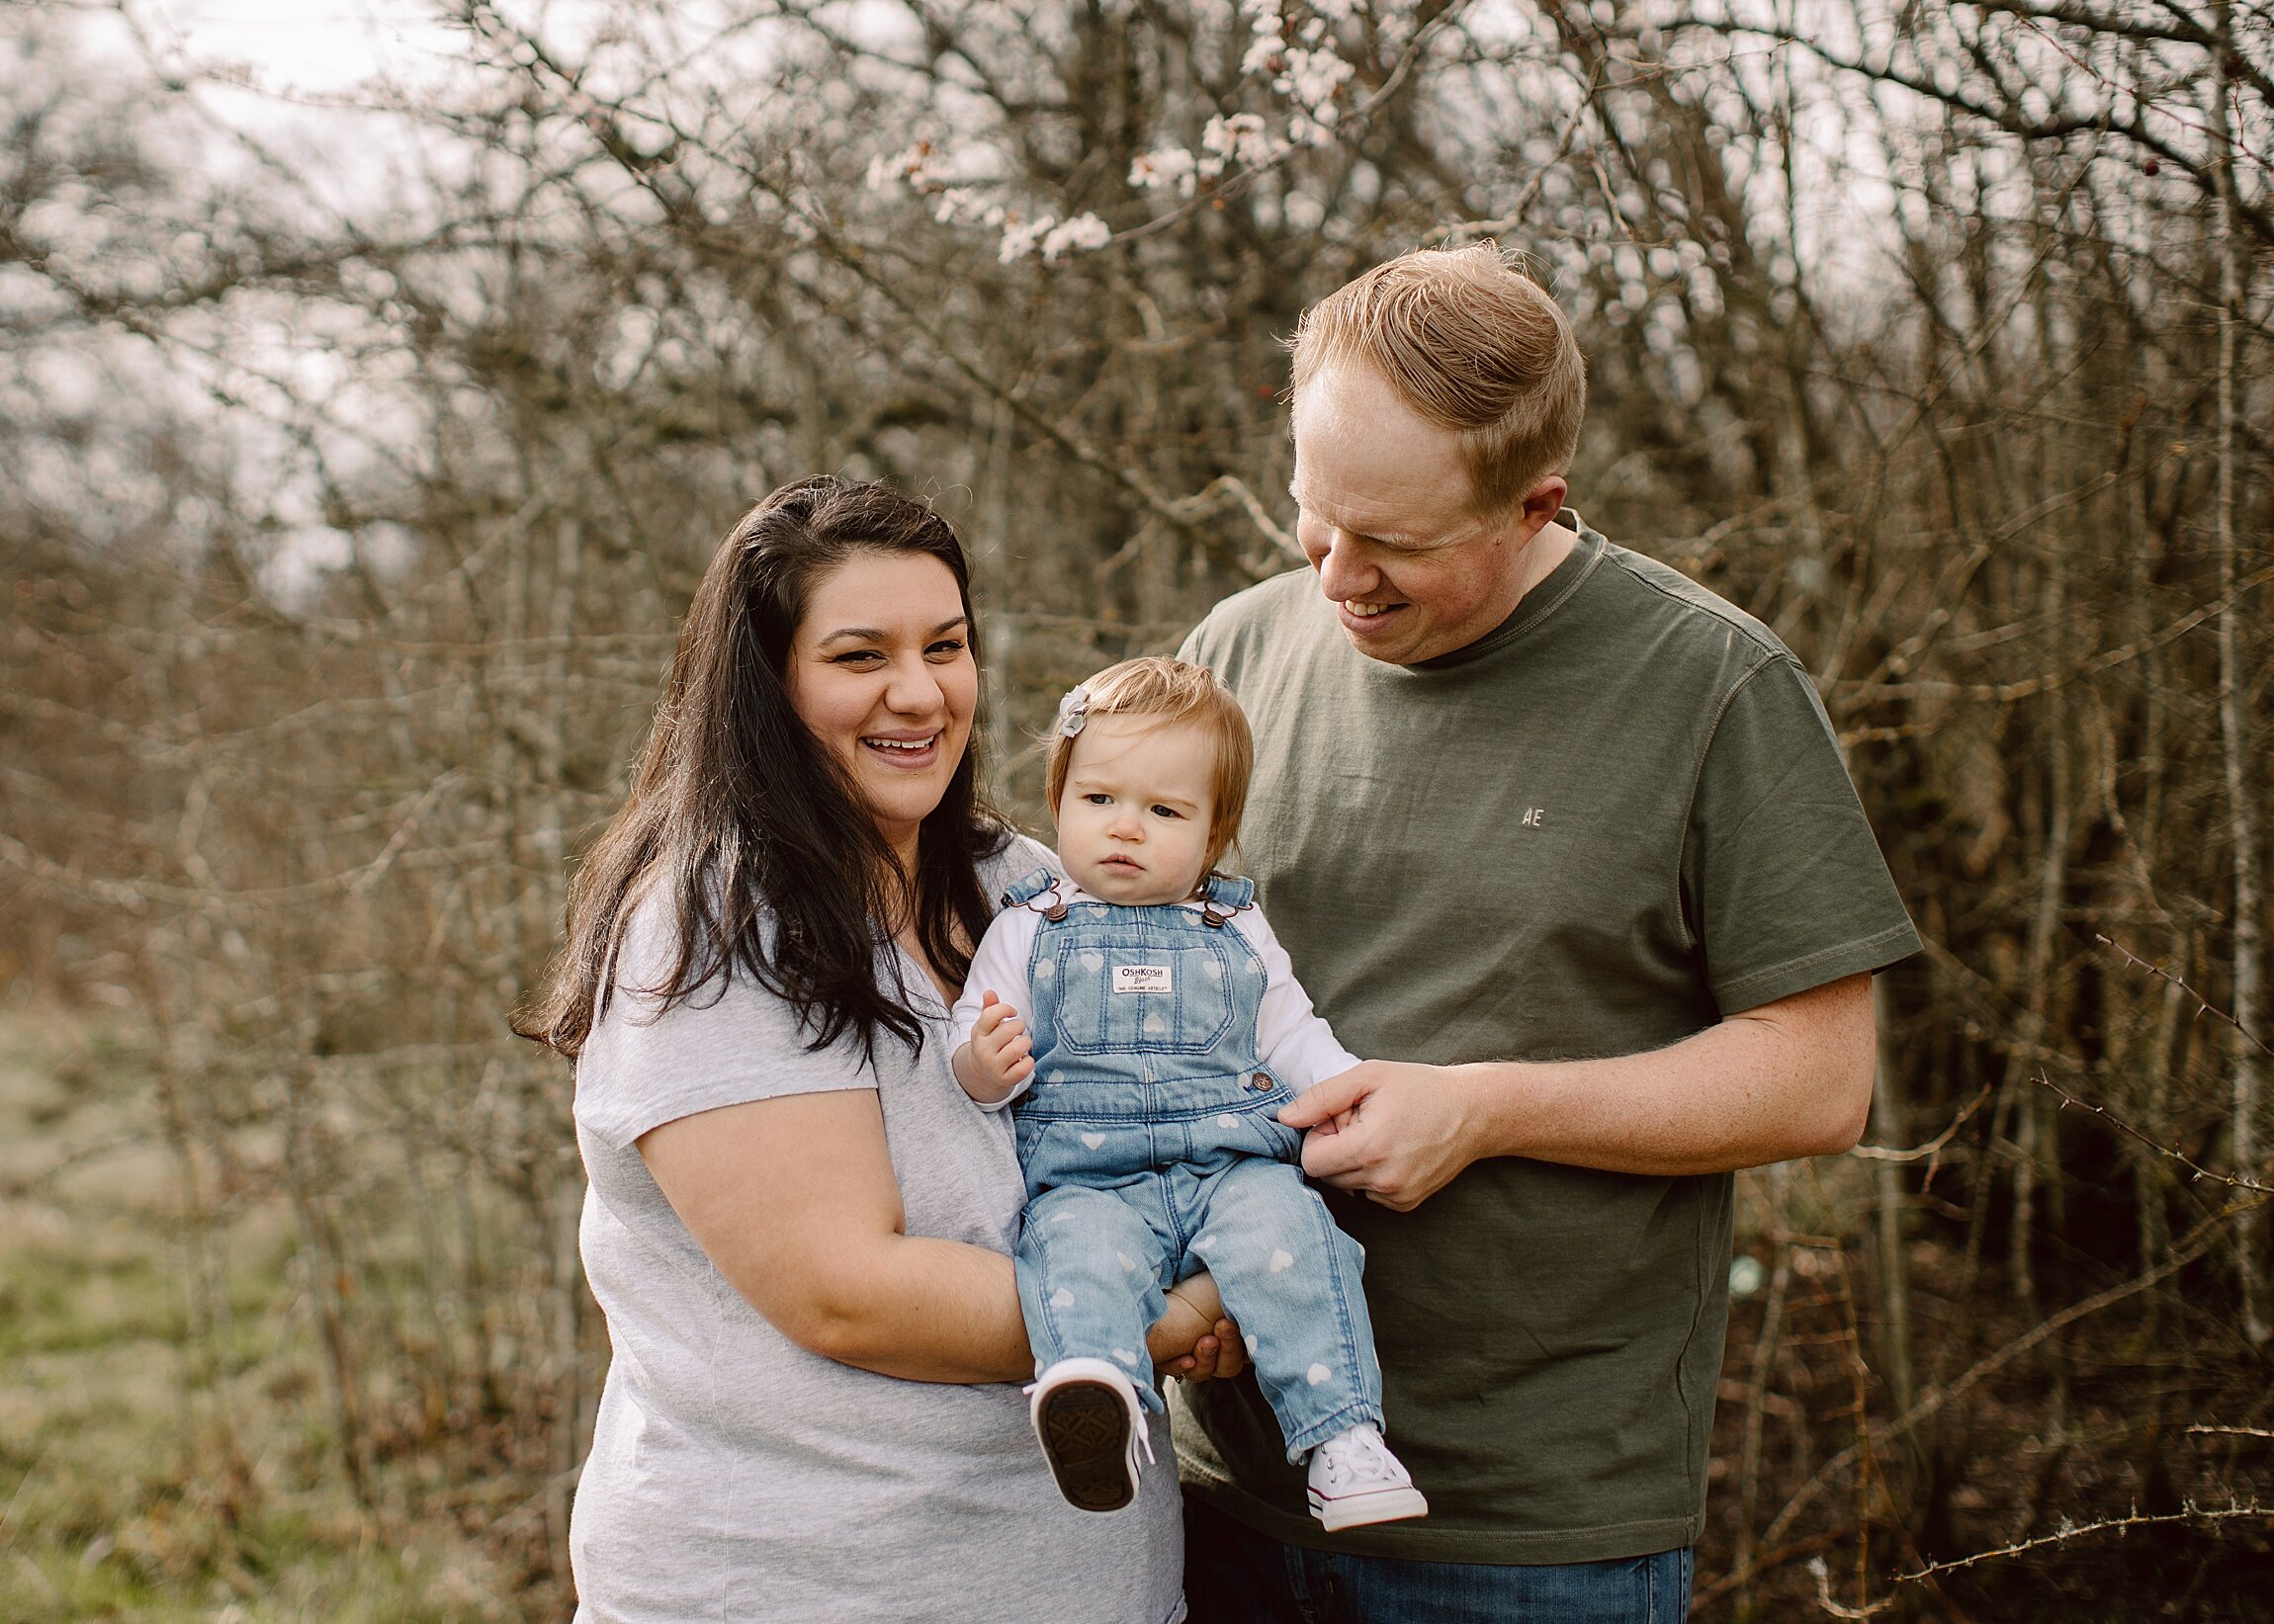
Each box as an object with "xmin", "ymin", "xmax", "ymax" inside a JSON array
[
  {"xmin": 1000, "ymin": 866, "xmax": 1072, "ymax": 920},
  {"xmin": 1193, "ymin": 870, "xmax": 1255, "ymax": 927}
]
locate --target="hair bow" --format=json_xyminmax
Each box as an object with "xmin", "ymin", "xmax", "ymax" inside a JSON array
[{"xmin": 1055, "ymin": 685, "xmax": 1090, "ymax": 738}]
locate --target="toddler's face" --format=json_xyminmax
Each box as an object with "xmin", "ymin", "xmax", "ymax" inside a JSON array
[{"xmin": 1054, "ymin": 714, "xmax": 1217, "ymax": 906}]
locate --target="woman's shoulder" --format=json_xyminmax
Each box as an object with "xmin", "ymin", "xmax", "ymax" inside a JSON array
[
  {"xmin": 577, "ymin": 878, "xmax": 874, "ymax": 1151},
  {"xmin": 606, "ymin": 866, "xmax": 765, "ymax": 972},
  {"xmin": 975, "ymin": 826, "xmax": 1061, "ymax": 906},
  {"xmin": 607, "ymin": 877, "xmax": 691, "ymax": 992}
]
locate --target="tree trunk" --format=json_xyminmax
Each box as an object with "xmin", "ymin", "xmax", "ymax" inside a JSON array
[{"xmin": 2210, "ymin": 8, "xmax": 2268, "ymax": 1345}]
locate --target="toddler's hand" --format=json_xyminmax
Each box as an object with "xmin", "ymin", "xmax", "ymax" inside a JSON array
[{"xmin": 971, "ymin": 990, "xmax": 1034, "ymax": 1094}]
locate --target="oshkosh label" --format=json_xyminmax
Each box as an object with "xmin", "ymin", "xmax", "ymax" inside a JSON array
[{"xmin": 1112, "ymin": 964, "xmax": 1173, "ymax": 994}]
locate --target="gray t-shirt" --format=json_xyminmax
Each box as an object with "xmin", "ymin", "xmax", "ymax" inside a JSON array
[
  {"xmin": 1174, "ymin": 520, "xmax": 1920, "ymax": 1565},
  {"xmin": 569, "ymin": 834, "xmax": 1184, "ymax": 1623}
]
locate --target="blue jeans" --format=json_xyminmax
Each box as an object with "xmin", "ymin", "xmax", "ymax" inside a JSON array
[
  {"xmin": 1182, "ymin": 1496, "xmax": 1694, "ymax": 1624},
  {"xmin": 1017, "ymin": 1153, "xmax": 1379, "ymax": 1455}
]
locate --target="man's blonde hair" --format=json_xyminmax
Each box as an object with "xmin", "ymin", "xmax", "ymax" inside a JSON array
[
  {"xmin": 1046, "ymin": 656, "xmax": 1253, "ymax": 873},
  {"xmin": 1288, "ymin": 243, "xmax": 1587, "ymax": 516}
]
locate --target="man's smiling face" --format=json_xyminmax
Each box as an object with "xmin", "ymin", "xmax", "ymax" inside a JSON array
[{"xmin": 1289, "ymin": 360, "xmax": 1539, "ymax": 666}]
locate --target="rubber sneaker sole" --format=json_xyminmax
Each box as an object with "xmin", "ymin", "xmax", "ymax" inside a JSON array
[
  {"xmin": 1307, "ymin": 1484, "xmax": 1430, "ymax": 1532},
  {"xmin": 1035, "ymin": 1380, "xmax": 1137, "ymax": 1513}
]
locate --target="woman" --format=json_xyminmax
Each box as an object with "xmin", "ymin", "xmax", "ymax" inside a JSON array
[{"xmin": 518, "ymin": 477, "xmax": 1229, "ymax": 1622}]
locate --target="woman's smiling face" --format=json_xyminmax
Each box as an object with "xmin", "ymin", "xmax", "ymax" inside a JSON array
[{"xmin": 785, "ymin": 550, "xmax": 978, "ymax": 861}]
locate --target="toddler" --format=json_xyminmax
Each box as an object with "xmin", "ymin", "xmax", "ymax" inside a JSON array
[{"xmin": 949, "ymin": 657, "xmax": 1426, "ymax": 1532}]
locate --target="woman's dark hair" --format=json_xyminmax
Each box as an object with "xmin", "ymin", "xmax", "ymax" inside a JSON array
[{"xmin": 514, "ymin": 475, "xmax": 1006, "ymax": 1064}]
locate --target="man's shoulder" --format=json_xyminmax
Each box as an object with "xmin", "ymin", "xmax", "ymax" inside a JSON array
[
  {"xmin": 1588, "ymin": 536, "xmax": 1792, "ymax": 671},
  {"xmin": 1181, "ymin": 567, "xmax": 1326, "ymax": 670}
]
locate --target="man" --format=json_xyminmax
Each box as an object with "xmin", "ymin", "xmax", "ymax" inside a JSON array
[{"xmin": 1173, "ymin": 244, "xmax": 1920, "ymax": 1621}]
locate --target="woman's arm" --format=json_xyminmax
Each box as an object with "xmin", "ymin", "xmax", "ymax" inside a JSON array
[
  {"xmin": 641, "ymin": 1089, "xmax": 1243, "ymax": 1382},
  {"xmin": 643, "ymin": 1089, "xmax": 1027, "ymax": 1381}
]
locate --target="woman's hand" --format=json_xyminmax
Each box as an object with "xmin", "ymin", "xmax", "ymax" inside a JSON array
[{"xmin": 1147, "ymin": 1270, "xmax": 1247, "ymax": 1382}]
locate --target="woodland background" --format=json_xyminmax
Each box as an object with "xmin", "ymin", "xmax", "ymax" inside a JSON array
[{"xmin": 2, "ymin": 0, "xmax": 2270, "ymax": 1618}]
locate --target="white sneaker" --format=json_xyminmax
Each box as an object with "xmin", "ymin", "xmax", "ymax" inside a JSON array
[
  {"xmin": 1306, "ymin": 1423, "xmax": 1429, "ymax": 1531},
  {"xmin": 1027, "ymin": 1357, "xmax": 1154, "ymax": 1514}
]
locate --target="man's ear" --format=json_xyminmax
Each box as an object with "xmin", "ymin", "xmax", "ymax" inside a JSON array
[{"xmin": 1516, "ymin": 474, "xmax": 1569, "ymax": 539}]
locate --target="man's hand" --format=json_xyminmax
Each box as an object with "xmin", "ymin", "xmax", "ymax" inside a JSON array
[
  {"xmin": 953, "ymin": 990, "xmax": 1034, "ymax": 1104},
  {"xmin": 1279, "ymin": 1061, "xmax": 1483, "ymax": 1211}
]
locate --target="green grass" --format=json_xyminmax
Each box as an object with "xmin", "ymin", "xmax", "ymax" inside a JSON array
[{"xmin": 0, "ymin": 1007, "xmax": 530, "ymax": 1623}]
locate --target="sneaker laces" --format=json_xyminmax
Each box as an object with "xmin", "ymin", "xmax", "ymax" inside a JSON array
[{"xmin": 1318, "ymin": 1432, "xmax": 1393, "ymax": 1492}]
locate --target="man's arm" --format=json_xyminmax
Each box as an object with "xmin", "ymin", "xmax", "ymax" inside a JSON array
[{"xmin": 1280, "ymin": 972, "xmax": 1877, "ymax": 1210}]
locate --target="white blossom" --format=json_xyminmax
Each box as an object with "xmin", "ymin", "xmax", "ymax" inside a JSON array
[
  {"xmin": 1129, "ymin": 146, "xmax": 1199, "ymax": 197},
  {"xmin": 865, "ymin": 140, "xmax": 946, "ymax": 194},
  {"xmin": 1201, "ymin": 113, "xmax": 1282, "ymax": 168},
  {"xmin": 1040, "ymin": 213, "xmax": 1112, "ymax": 261},
  {"xmin": 1275, "ymin": 47, "xmax": 1355, "ymax": 112},
  {"xmin": 998, "ymin": 212, "xmax": 1057, "ymax": 263},
  {"xmin": 1200, "ymin": 114, "xmax": 1250, "ymax": 157},
  {"xmin": 931, "ymin": 186, "xmax": 992, "ymax": 225},
  {"xmin": 1242, "ymin": 32, "xmax": 1285, "ymax": 75}
]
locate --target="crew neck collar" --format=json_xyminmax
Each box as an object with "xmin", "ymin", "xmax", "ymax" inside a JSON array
[{"xmin": 1401, "ymin": 510, "xmax": 1605, "ymax": 673}]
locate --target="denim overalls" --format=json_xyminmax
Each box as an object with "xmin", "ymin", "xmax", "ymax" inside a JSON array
[{"xmin": 1001, "ymin": 867, "xmax": 1382, "ymax": 1461}]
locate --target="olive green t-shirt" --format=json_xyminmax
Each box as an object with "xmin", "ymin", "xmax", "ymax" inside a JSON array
[{"xmin": 1172, "ymin": 519, "xmax": 1919, "ymax": 1565}]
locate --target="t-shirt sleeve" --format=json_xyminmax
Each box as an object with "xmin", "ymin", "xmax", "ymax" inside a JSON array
[
  {"xmin": 1238, "ymin": 906, "xmax": 1363, "ymax": 1090},
  {"xmin": 1683, "ymin": 654, "xmax": 1922, "ymax": 1013},
  {"xmin": 948, "ymin": 908, "xmax": 1042, "ymax": 1111},
  {"xmin": 573, "ymin": 893, "xmax": 878, "ymax": 1150}
]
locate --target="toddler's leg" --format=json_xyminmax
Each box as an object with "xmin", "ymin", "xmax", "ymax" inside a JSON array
[
  {"xmin": 1015, "ymin": 1184, "xmax": 1176, "ymax": 1408},
  {"xmin": 1181, "ymin": 1157, "xmax": 1383, "ymax": 1461},
  {"xmin": 1017, "ymin": 1184, "xmax": 1179, "ymax": 1515}
]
